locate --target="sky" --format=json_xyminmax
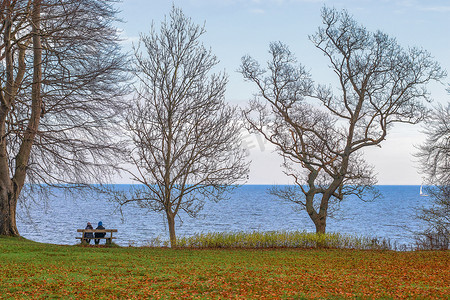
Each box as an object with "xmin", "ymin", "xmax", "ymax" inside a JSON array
[{"xmin": 116, "ymin": 0, "xmax": 450, "ymax": 185}]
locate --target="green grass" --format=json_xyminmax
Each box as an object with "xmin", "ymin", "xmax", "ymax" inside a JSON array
[{"xmin": 0, "ymin": 236, "xmax": 449, "ymax": 299}]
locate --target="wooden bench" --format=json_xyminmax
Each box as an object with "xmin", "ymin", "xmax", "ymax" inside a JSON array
[{"xmin": 76, "ymin": 229, "xmax": 117, "ymax": 245}]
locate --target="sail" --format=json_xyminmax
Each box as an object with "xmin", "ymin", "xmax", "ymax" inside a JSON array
[{"xmin": 420, "ymin": 185, "xmax": 428, "ymax": 196}]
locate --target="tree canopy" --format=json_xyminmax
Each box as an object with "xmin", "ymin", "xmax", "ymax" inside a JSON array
[
  {"xmin": 240, "ymin": 7, "xmax": 446, "ymax": 233},
  {"xmin": 0, "ymin": 0, "xmax": 128, "ymax": 236},
  {"xmin": 115, "ymin": 7, "xmax": 249, "ymax": 247},
  {"xmin": 415, "ymin": 102, "xmax": 450, "ymax": 249}
]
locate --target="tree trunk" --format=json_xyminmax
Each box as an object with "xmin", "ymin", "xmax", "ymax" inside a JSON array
[
  {"xmin": 314, "ymin": 216, "xmax": 327, "ymax": 234},
  {"xmin": 0, "ymin": 3, "xmax": 17, "ymax": 237},
  {"xmin": 305, "ymin": 191, "xmax": 328, "ymax": 234},
  {"xmin": 306, "ymin": 209, "xmax": 327, "ymax": 234},
  {"xmin": 166, "ymin": 211, "xmax": 177, "ymax": 248},
  {"xmin": 0, "ymin": 181, "xmax": 18, "ymax": 236},
  {"xmin": 0, "ymin": 0, "xmax": 41, "ymax": 237}
]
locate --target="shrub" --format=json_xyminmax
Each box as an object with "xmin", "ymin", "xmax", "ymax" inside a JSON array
[{"xmin": 415, "ymin": 228, "xmax": 449, "ymax": 250}]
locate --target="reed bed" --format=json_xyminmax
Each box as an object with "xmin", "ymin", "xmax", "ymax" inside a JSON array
[{"xmin": 175, "ymin": 231, "xmax": 394, "ymax": 250}]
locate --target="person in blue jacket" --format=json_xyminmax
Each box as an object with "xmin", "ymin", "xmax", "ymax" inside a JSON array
[{"xmin": 94, "ymin": 221, "xmax": 106, "ymax": 245}]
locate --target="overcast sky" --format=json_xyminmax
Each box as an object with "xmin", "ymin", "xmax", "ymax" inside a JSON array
[{"xmin": 116, "ymin": 0, "xmax": 449, "ymax": 185}]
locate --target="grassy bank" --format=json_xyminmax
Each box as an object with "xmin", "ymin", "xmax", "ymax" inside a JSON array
[{"xmin": 0, "ymin": 237, "xmax": 449, "ymax": 299}]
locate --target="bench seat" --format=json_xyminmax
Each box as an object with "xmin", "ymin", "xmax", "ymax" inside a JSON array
[
  {"xmin": 75, "ymin": 237, "xmax": 117, "ymax": 240},
  {"xmin": 76, "ymin": 229, "xmax": 117, "ymax": 245}
]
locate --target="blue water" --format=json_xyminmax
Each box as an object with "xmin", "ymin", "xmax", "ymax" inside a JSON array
[{"xmin": 17, "ymin": 185, "xmax": 430, "ymax": 247}]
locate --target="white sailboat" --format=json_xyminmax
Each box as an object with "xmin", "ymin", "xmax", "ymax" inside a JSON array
[{"xmin": 420, "ymin": 185, "xmax": 428, "ymax": 197}]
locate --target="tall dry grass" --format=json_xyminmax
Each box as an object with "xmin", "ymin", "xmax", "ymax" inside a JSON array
[{"xmin": 174, "ymin": 231, "xmax": 395, "ymax": 250}]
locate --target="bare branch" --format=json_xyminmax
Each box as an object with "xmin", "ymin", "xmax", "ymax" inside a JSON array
[
  {"xmin": 117, "ymin": 6, "xmax": 249, "ymax": 247},
  {"xmin": 240, "ymin": 6, "xmax": 444, "ymax": 234}
]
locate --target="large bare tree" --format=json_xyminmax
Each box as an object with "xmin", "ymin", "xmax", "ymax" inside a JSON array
[
  {"xmin": 240, "ymin": 7, "xmax": 445, "ymax": 233},
  {"xmin": 116, "ymin": 7, "xmax": 248, "ymax": 248},
  {"xmin": 0, "ymin": 0, "xmax": 128, "ymax": 236},
  {"xmin": 415, "ymin": 101, "xmax": 449, "ymax": 249}
]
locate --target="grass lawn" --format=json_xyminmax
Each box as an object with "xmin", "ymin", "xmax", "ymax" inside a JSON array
[{"xmin": 0, "ymin": 237, "xmax": 448, "ymax": 299}]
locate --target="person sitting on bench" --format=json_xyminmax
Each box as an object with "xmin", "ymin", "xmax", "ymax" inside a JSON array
[
  {"xmin": 84, "ymin": 222, "xmax": 94, "ymax": 244},
  {"xmin": 94, "ymin": 221, "xmax": 106, "ymax": 245}
]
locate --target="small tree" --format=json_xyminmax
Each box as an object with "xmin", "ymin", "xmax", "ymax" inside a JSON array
[
  {"xmin": 415, "ymin": 102, "xmax": 449, "ymax": 249},
  {"xmin": 240, "ymin": 7, "xmax": 445, "ymax": 233},
  {"xmin": 120, "ymin": 7, "xmax": 249, "ymax": 247}
]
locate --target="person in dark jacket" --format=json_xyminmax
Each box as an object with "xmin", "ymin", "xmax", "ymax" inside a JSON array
[
  {"xmin": 84, "ymin": 222, "xmax": 94, "ymax": 244},
  {"xmin": 94, "ymin": 221, "xmax": 106, "ymax": 245}
]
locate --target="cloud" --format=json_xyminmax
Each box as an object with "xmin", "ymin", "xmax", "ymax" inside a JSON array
[
  {"xmin": 245, "ymin": 0, "xmax": 326, "ymax": 14},
  {"xmin": 419, "ymin": 5, "xmax": 450, "ymax": 12},
  {"xmin": 190, "ymin": 0, "xmax": 326, "ymax": 4},
  {"xmin": 285, "ymin": 0, "xmax": 327, "ymax": 3},
  {"xmin": 250, "ymin": 8, "xmax": 266, "ymax": 14},
  {"xmin": 117, "ymin": 29, "xmax": 140, "ymax": 47},
  {"xmin": 394, "ymin": 0, "xmax": 450, "ymax": 12}
]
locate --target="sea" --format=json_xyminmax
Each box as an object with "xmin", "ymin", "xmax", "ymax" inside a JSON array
[{"xmin": 17, "ymin": 185, "xmax": 431, "ymax": 248}]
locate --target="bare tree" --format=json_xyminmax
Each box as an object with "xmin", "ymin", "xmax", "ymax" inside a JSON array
[
  {"xmin": 240, "ymin": 7, "xmax": 445, "ymax": 234},
  {"xmin": 0, "ymin": 0, "xmax": 129, "ymax": 236},
  {"xmin": 117, "ymin": 7, "xmax": 248, "ymax": 247},
  {"xmin": 415, "ymin": 101, "xmax": 449, "ymax": 249}
]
